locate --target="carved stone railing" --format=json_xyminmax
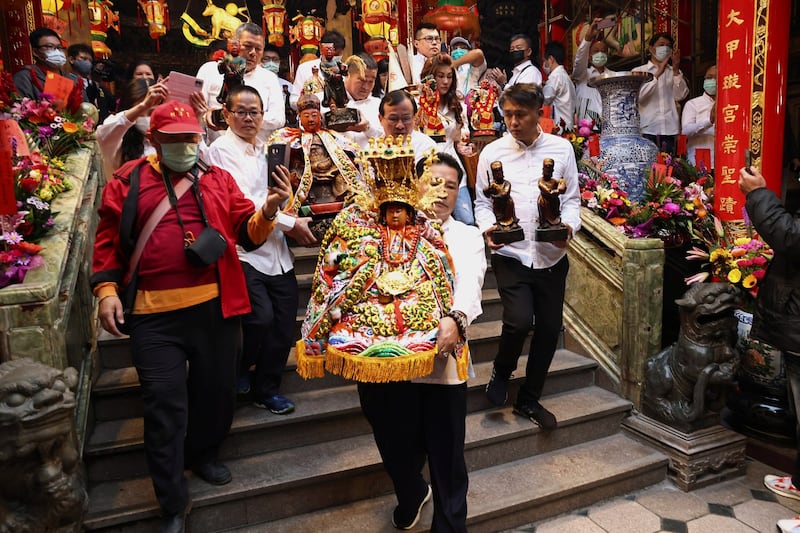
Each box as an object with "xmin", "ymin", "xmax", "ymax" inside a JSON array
[
  {"xmin": 0, "ymin": 144, "xmax": 101, "ymax": 447},
  {"xmin": 565, "ymin": 207, "xmax": 664, "ymax": 409}
]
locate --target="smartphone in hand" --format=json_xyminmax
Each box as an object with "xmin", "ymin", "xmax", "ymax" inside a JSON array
[
  {"xmin": 596, "ymin": 17, "xmax": 615, "ymax": 30},
  {"xmin": 266, "ymin": 143, "xmax": 288, "ymax": 188},
  {"xmin": 744, "ymin": 148, "xmax": 753, "ymax": 172}
]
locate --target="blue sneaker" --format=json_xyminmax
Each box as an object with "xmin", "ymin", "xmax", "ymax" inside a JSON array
[{"xmin": 254, "ymin": 394, "xmax": 295, "ymax": 415}]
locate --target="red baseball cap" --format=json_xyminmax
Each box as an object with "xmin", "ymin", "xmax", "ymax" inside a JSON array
[{"xmin": 149, "ymin": 100, "xmax": 204, "ymax": 135}]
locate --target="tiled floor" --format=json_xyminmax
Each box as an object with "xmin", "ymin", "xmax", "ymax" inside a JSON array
[{"xmin": 506, "ymin": 459, "xmax": 800, "ymax": 533}]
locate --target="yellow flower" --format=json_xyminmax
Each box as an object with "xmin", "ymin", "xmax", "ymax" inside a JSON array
[
  {"xmin": 727, "ymin": 269, "xmax": 742, "ymax": 284},
  {"xmin": 62, "ymin": 121, "xmax": 79, "ymax": 134},
  {"xmin": 733, "ymin": 237, "xmax": 751, "ymax": 246},
  {"xmin": 742, "ymin": 274, "xmax": 757, "ymax": 288}
]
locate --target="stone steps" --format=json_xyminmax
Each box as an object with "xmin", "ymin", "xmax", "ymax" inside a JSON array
[
  {"xmin": 83, "ymin": 385, "xmax": 649, "ymax": 531},
  {"xmin": 221, "ymin": 433, "xmax": 667, "ymax": 533},
  {"xmin": 84, "ymin": 350, "xmax": 596, "ymax": 483}
]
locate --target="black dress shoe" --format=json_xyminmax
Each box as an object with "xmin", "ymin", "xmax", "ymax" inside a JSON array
[
  {"xmin": 191, "ymin": 461, "xmax": 232, "ymax": 485},
  {"xmin": 513, "ymin": 401, "xmax": 558, "ymax": 429}
]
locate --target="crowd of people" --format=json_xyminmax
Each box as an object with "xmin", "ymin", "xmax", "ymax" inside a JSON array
[{"xmin": 10, "ymin": 16, "xmax": 795, "ymax": 533}]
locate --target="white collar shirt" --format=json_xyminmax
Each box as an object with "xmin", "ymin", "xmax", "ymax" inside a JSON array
[
  {"xmin": 542, "ymin": 64, "xmax": 576, "ymax": 132},
  {"xmin": 411, "ymin": 53, "xmax": 428, "ymax": 85},
  {"xmin": 342, "ymin": 91, "xmax": 384, "ymax": 149},
  {"xmin": 204, "ymin": 132, "xmax": 294, "ymax": 275},
  {"xmin": 474, "ymin": 130, "xmax": 582, "ymax": 269},
  {"xmin": 505, "ymin": 60, "xmax": 542, "ymax": 89},
  {"xmin": 631, "ymin": 61, "xmax": 690, "ymax": 136},
  {"xmin": 681, "ymin": 93, "xmax": 716, "ymax": 167},
  {"xmin": 291, "ymin": 58, "xmax": 321, "ymax": 98},
  {"xmin": 413, "ymin": 216, "xmax": 485, "ymax": 385},
  {"xmin": 572, "ymin": 39, "xmax": 615, "ymax": 122}
]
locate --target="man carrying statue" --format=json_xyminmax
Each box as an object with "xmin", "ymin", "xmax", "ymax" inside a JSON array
[{"xmin": 474, "ymin": 83, "xmax": 581, "ymax": 429}]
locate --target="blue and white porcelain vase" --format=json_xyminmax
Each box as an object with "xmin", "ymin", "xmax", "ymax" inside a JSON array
[{"xmin": 589, "ymin": 72, "xmax": 659, "ymax": 203}]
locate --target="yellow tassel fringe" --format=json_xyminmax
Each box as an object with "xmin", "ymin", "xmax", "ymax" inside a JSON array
[
  {"xmin": 325, "ymin": 345, "xmax": 437, "ymax": 383},
  {"xmin": 295, "ymin": 341, "xmax": 326, "ymax": 379}
]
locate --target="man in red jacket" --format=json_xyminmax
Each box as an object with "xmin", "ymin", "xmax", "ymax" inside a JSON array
[{"xmin": 91, "ymin": 100, "xmax": 291, "ymax": 533}]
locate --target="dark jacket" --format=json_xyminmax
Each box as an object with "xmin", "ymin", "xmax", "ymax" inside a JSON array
[{"xmin": 745, "ymin": 187, "xmax": 800, "ymax": 352}]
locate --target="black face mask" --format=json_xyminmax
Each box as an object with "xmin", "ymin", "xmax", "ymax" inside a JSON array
[{"xmin": 509, "ymin": 50, "xmax": 526, "ymax": 65}]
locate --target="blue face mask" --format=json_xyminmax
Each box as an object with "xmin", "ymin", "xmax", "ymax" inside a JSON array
[
  {"xmin": 262, "ymin": 60, "xmax": 280, "ymax": 74},
  {"xmin": 703, "ymin": 79, "xmax": 717, "ymax": 96},
  {"xmin": 451, "ymin": 48, "xmax": 467, "ymax": 61},
  {"xmin": 160, "ymin": 142, "xmax": 199, "ymax": 173}
]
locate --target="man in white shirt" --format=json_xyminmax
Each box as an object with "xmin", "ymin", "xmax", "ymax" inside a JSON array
[
  {"xmin": 378, "ymin": 90, "xmax": 436, "ymax": 162},
  {"xmin": 198, "ymin": 23, "xmax": 285, "ymax": 144},
  {"xmin": 358, "ymin": 152, "xmax": 486, "ymax": 531},
  {"xmin": 681, "ymin": 64, "xmax": 717, "ymax": 167},
  {"xmin": 205, "ymin": 85, "xmax": 315, "ymax": 416},
  {"xmin": 632, "ymin": 32, "xmax": 689, "ymax": 154},
  {"xmin": 573, "ymin": 19, "xmax": 615, "ymax": 123},
  {"xmin": 333, "ymin": 53, "xmax": 384, "ymax": 149},
  {"xmin": 411, "ymin": 22, "xmax": 442, "ymax": 85},
  {"xmin": 290, "ymin": 30, "xmax": 346, "ymax": 107},
  {"xmin": 474, "ymin": 83, "xmax": 581, "ymax": 430},
  {"xmin": 485, "ymin": 34, "xmax": 542, "ymax": 90},
  {"xmin": 541, "ymin": 41, "xmax": 576, "ymax": 133},
  {"xmin": 450, "ymin": 36, "xmax": 487, "ymax": 99}
]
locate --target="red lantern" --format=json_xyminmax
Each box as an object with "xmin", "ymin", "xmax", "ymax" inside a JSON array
[
  {"xmin": 261, "ymin": 0, "xmax": 287, "ymax": 47},
  {"xmin": 422, "ymin": 2, "xmax": 480, "ymax": 43},
  {"xmin": 88, "ymin": 0, "xmax": 120, "ymax": 59},
  {"xmin": 138, "ymin": 0, "xmax": 170, "ymax": 51},
  {"xmin": 289, "ymin": 14, "xmax": 325, "ymax": 64}
]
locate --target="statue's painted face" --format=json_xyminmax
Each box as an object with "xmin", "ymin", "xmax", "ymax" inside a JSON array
[
  {"xmin": 299, "ymin": 108, "xmax": 322, "ymax": 132},
  {"xmin": 321, "ymin": 42, "xmax": 336, "ymax": 61},
  {"xmin": 384, "ymin": 203, "xmax": 408, "ymax": 230}
]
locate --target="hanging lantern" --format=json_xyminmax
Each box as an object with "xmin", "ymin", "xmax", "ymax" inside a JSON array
[
  {"xmin": 88, "ymin": 0, "xmax": 120, "ymax": 59},
  {"xmin": 289, "ymin": 14, "xmax": 325, "ymax": 64},
  {"xmin": 261, "ymin": 0, "xmax": 287, "ymax": 47},
  {"xmin": 41, "ymin": 0, "xmax": 75, "ymax": 36},
  {"xmin": 422, "ymin": 0, "xmax": 479, "ymax": 43},
  {"xmin": 359, "ymin": 0, "xmax": 398, "ymax": 44},
  {"xmin": 138, "ymin": 0, "xmax": 169, "ymax": 51}
]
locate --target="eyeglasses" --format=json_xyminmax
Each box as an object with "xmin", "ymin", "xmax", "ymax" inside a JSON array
[
  {"xmin": 417, "ymin": 35, "xmax": 441, "ymax": 43},
  {"xmin": 229, "ymin": 110, "xmax": 263, "ymax": 119},
  {"xmin": 37, "ymin": 44, "xmax": 65, "ymax": 52}
]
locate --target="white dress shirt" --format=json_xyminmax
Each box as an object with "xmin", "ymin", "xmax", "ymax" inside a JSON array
[
  {"xmin": 411, "ymin": 53, "xmax": 428, "ymax": 85},
  {"xmin": 542, "ymin": 64, "xmax": 576, "ymax": 132},
  {"xmin": 414, "ymin": 216, "xmax": 486, "ymax": 385},
  {"xmin": 505, "ymin": 60, "xmax": 543, "ymax": 89},
  {"xmin": 292, "ymin": 58, "xmax": 321, "ymax": 101},
  {"xmin": 632, "ymin": 61, "xmax": 689, "ymax": 136},
  {"xmin": 681, "ymin": 92, "xmax": 716, "ymax": 166},
  {"xmin": 198, "ymin": 64, "xmax": 286, "ymax": 144},
  {"xmin": 572, "ymin": 39, "xmax": 615, "ymax": 122},
  {"xmin": 411, "ymin": 130, "xmax": 438, "ymax": 163},
  {"xmin": 340, "ymin": 91, "xmax": 384, "ymax": 150},
  {"xmin": 474, "ymin": 130, "xmax": 581, "ymax": 269},
  {"xmin": 204, "ymin": 133, "xmax": 295, "ymax": 275},
  {"xmin": 96, "ymin": 111, "xmax": 156, "ymax": 179},
  {"xmin": 455, "ymin": 59, "xmax": 487, "ymax": 98}
]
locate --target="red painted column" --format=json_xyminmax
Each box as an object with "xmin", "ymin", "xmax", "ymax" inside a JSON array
[{"xmin": 714, "ymin": 0, "xmax": 790, "ymax": 221}]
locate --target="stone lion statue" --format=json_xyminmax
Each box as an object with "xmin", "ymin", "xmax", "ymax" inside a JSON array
[{"xmin": 643, "ymin": 283, "xmax": 740, "ymax": 433}]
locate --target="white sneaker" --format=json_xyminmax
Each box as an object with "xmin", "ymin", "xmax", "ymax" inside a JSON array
[
  {"xmin": 765, "ymin": 475, "xmax": 800, "ymax": 501},
  {"xmin": 777, "ymin": 516, "xmax": 800, "ymax": 533}
]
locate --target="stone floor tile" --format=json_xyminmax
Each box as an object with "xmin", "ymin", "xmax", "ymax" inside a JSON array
[
  {"xmin": 685, "ymin": 513, "xmax": 759, "ymax": 533},
  {"xmin": 634, "ymin": 485, "xmax": 708, "ymax": 521},
  {"xmin": 525, "ymin": 514, "xmax": 606, "ymax": 533},
  {"xmin": 692, "ymin": 478, "xmax": 754, "ymax": 507},
  {"xmin": 743, "ymin": 457, "xmax": 789, "ymax": 489},
  {"xmin": 734, "ymin": 498, "xmax": 799, "ymax": 532},
  {"xmin": 588, "ymin": 499, "xmax": 661, "ymax": 533}
]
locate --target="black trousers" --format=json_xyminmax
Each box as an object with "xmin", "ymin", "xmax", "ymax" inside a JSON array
[
  {"xmin": 491, "ymin": 254, "xmax": 569, "ymax": 404},
  {"xmin": 358, "ymin": 381, "xmax": 468, "ymax": 533},
  {"xmin": 239, "ymin": 262, "xmax": 298, "ymax": 399},
  {"xmin": 129, "ymin": 298, "xmax": 240, "ymax": 515}
]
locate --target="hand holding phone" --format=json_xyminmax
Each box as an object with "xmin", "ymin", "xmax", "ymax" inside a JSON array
[
  {"xmin": 267, "ymin": 144, "xmax": 289, "ymax": 188},
  {"xmin": 744, "ymin": 148, "xmax": 753, "ymax": 173},
  {"xmin": 596, "ymin": 17, "xmax": 615, "ymax": 30}
]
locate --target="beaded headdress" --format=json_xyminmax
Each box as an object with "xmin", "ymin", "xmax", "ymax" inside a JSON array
[{"xmin": 354, "ymin": 135, "xmax": 442, "ymax": 212}]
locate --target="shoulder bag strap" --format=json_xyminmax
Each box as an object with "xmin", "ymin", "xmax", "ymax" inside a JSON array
[{"xmin": 124, "ymin": 175, "xmax": 193, "ymax": 284}]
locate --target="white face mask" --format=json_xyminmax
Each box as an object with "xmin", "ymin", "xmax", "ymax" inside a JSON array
[
  {"xmin": 43, "ymin": 49, "xmax": 67, "ymax": 68},
  {"xmin": 591, "ymin": 52, "xmax": 608, "ymax": 68},
  {"xmin": 542, "ymin": 61, "xmax": 551, "ymax": 75},
  {"xmin": 262, "ymin": 60, "xmax": 280, "ymax": 74},
  {"xmin": 654, "ymin": 45, "xmax": 671, "ymax": 62},
  {"xmin": 134, "ymin": 116, "xmax": 150, "ymax": 134}
]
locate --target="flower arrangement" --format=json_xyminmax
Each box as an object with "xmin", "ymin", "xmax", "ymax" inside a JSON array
[
  {"xmin": 10, "ymin": 95, "xmax": 94, "ymax": 160},
  {"xmin": 562, "ymin": 118, "xmax": 597, "ymax": 162},
  {"xmin": 0, "ymin": 212, "xmax": 44, "ymax": 289},
  {"xmin": 685, "ymin": 216, "xmax": 773, "ymax": 304},
  {"xmin": 577, "ymin": 162, "xmax": 632, "ymax": 225}
]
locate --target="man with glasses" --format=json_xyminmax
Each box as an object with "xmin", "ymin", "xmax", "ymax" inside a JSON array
[
  {"xmin": 198, "ymin": 23, "xmax": 284, "ymax": 144},
  {"xmin": 13, "ymin": 27, "xmax": 80, "ymax": 101},
  {"xmin": 411, "ymin": 22, "xmax": 441, "ymax": 85},
  {"xmin": 378, "ymin": 90, "xmax": 436, "ymax": 163},
  {"xmin": 205, "ymin": 85, "xmax": 315, "ymax": 417}
]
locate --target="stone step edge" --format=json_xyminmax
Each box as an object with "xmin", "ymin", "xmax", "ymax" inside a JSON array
[
  {"xmin": 85, "ymin": 350, "xmax": 597, "ymax": 454},
  {"xmin": 220, "ymin": 433, "xmax": 667, "ymax": 533},
  {"xmin": 83, "ymin": 386, "xmax": 631, "ymax": 529},
  {"xmin": 93, "ymin": 318, "xmax": 559, "ymax": 395}
]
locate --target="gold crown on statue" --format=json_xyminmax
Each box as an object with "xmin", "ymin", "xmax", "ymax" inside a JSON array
[
  {"xmin": 296, "ymin": 93, "xmax": 320, "ymax": 112},
  {"xmin": 363, "ymin": 135, "xmax": 419, "ymax": 207}
]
